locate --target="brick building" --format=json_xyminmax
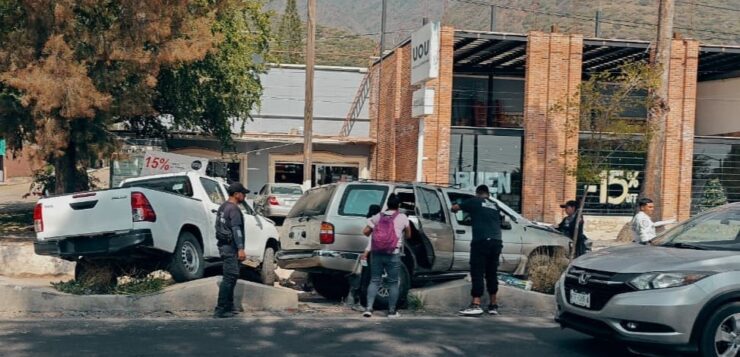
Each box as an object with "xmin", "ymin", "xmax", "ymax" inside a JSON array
[{"xmin": 366, "ymin": 24, "xmax": 740, "ymax": 223}]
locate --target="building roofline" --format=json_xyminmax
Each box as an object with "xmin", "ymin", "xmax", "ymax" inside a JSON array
[{"xmin": 266, "ymin": 63, "xmax": 368, "ymax": 73}]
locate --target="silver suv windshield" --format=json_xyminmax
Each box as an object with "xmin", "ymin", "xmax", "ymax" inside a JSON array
[{"xmin": 653, "ymin": 205, "xmax": 740, "ymax": 249}]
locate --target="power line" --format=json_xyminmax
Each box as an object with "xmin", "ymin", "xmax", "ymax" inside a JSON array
[{"xmin": 677, "ymin": 0, "xmax": 740, "ymax": 12}]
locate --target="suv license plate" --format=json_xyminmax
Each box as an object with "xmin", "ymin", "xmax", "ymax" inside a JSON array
[{"xmin": 570, "ymin": 290, "xmax": 591, "ymax": 308}]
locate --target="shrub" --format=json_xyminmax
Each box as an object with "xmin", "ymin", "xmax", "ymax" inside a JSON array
[{"xmin": 528, "ymin": 252, "xmax": 570, "ymax": 294}]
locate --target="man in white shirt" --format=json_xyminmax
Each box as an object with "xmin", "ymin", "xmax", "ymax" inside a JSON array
[{"xmin": 631, "ymin": 198, "xmax": 676, "ymax": 244}]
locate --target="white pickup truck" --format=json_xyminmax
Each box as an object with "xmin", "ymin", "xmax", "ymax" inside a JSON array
[{"xmin": 33, "ymin": 172, "xmax": 281, "ymax": 285}]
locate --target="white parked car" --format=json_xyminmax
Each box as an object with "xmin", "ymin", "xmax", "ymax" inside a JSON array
[{"xmin": 33, "ymin": 172, "xmax": 281, "ymax": 285}]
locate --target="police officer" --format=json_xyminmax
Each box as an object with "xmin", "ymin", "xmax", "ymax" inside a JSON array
[{"xmin": 214, "ymin": 182, "xmax": 249, "ymax": 318}]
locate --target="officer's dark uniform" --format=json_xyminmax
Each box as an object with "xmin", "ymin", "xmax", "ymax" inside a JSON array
[{"xmin": 214, "ymin": 184, "xmax": 247, "ymax": 318}]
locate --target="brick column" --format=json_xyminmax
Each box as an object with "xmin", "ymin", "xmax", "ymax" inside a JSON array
[
  {"xmin": 522, "ymin": 32, "xmax": 583, "ymax": 223},
  {"xmin": 645, "ymin": 39, "xmax": 699, "ymax": 221}
]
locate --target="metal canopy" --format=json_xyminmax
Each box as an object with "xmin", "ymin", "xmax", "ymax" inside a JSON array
[{"xmin": 453, "ymin": 30, "xmax": 740, "ymax": 81}]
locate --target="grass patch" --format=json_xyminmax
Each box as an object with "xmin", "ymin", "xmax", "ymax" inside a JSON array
[
  {"xmin": 406, "ymin": 293, "xmax": 425, "ymax": 312},
  {"xmin": 52, "ymin": 267, "xmax": 172, "ymax": 296},
  {"xmin": 0, "ymin": 210, "xmax": 33, "ymax": 234},
  {"xmin": 528, "ymin": 252, "xmax": 570, "ymax": 295}
]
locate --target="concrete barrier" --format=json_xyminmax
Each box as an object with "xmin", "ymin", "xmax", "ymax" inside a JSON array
[
  {"xmin": 410, "ymin": 278, "xmax": 555, "ymax": 316},
  {"xmin": 0, "ymin": 239, "xmax": 74, "ymax": 277},
  {"xmin": 0, "ymin": 276, "xmax": 298, "ymax": 315}
]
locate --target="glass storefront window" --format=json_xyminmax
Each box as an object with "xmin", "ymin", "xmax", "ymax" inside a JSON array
[
  {"xmin": 274, "ymin": 163, "xmax": 359, "ymax": 187},
  {"xmin": 452, "ymin": 75, "xmax": 524, "ymax": 128},
  {"xmin": 449, "ymin": 128, "xmax": 523, "ymax": 212},
  {"xmin": 692, "ymin": 137, "xmax": 740, "ymax": 214},
  {"xmin": 575, "ymin": 146, "xmax": 646, "ymax": 216}
]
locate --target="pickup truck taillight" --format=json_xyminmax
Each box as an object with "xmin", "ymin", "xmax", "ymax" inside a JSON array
[
  {"xmin": 268, "ymin": 196, "xmax": 280, "ymax": 205},
  {"xmin": 131, "ymin": 192, "xmax": 157, "ymax": 222},
  {"xmin": 320, "ymin": 222, "xmax": 334, "ymax": 244},
  {"xmin": 33, "ymin": 203, "xmax": 43, "ymax": 233}
]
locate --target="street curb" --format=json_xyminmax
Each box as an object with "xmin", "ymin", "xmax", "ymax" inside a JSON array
[
  {"xmin": 410, "ymin": 279, "xmax": 555, "ymax": 316},
  {"xmin": 0, "ymin": 276, "xmax": 299, "ymax": 315},
  {"xmin": 0, "ymin": 239, "xmax": 74, "ymax": 277}
]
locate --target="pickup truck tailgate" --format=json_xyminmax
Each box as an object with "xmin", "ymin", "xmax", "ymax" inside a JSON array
[{"xmin": 37, "ymin": 190, "xmax": 134, "ymax": 239}]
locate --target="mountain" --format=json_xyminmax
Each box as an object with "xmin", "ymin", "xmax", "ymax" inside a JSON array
[{"xmin": 266, "ymin": 0, "xmax": 740, "ymax": 50}]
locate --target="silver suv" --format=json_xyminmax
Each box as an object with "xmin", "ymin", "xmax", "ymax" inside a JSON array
[
  {"xmin": 556, "ymin": 202, "xmax": 740, "ymax": 356},
  {"xmin": 277, "ymin": 181, "xmax": 571, "ymax": 307}
]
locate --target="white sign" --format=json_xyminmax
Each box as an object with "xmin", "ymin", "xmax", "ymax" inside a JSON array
[
  {"xmin": 412, "ymin": 88, "xmax": 435, "ymax": 117},
  {"xmin": 585, "ymin": 170, "xmax": 641, "ymax": 205},
  {"xmin": 411, "ymin": 22, "xmax": 440, "ymax": 85},
  {"xmin": 454, "ymin": 171, "xmax": 512, "ymax": 197},
  {"xmin": 141, "ymin": 151, "xmax": 209, "ymax": 176}
]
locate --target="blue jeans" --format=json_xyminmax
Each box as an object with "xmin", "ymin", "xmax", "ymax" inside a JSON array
[{"xmin": 366, "ymin": 253, "xmax": 401, "ymax": 312}]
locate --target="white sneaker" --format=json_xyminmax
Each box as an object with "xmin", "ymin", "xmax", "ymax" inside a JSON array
[
  {"xmin": 459, "ymin": 304, "xmax": 484, "ymax": 316},
  {"xmin": 388, "ymin": 311, "xmax": 400, "ymax": 318},
  {"xmin": 363, "ymin": 310, "xmax": 373, "ymax": 318}
]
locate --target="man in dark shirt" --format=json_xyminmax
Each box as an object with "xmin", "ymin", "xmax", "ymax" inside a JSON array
[
  {"xmin": 213, "ymin": 182, "xmax": 248, "ymax": 318},
  {"xmin": 451, "ymin": 185, "xmax": 503, "ymax": 316},
  {"xmin": 557, "ymin": 200, "xmax": 587, "ymax": 258}
]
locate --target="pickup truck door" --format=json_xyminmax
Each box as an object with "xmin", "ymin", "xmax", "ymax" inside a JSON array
[
  {"xmin": 239, "ymin": 201, "xmax": 265, "ymax": 259},
  {"xmin": 199, "ymin": 177, "xmax": 227, "ymax": 258},
  {"xmin": 413, "ymin": 184, "xmax": 454, "ymax": 272},
  {"xmin": 498, "ymin": 203, "xmax": 523, "ymax": 272}
]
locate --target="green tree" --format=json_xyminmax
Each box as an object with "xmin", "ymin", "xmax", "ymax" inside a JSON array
[
  {"xmin": 554, "ymin": 61, "xmax": 661, "ymax": 257},
  {"xmin": 700, "ymin": 178, "xmax": 729, "ymax": 211},
  {"xmin": 153, "ymin": 1, "xmax": 273, "ymax": 146},
  {"xmin": 0, "ymin": 1, "xmax": 271, "ymax": 193},
  {"xmin": 276, "ymin": 0, "xmax": 303, "ymax": 63}
]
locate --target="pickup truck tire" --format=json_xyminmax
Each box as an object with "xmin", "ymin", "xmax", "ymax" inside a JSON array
[
  {"xmin": 169, "ymin": 232, "xmax": 205, "ymax": 283},
  {"xmin": 311, "ymin": 274, "xmax": 350, "ymax": 301},
  {"xmin": 366, "ymin": 263, "xmax": 411, "ymax": 310},
  {"xmin": 260, "ymin": 247, "xmax": 278, "ymax": 286}
]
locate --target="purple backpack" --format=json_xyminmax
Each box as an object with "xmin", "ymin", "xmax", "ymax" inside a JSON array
[{"xmin": 372, "ymin": 212, "xmax": 400, "ymax": 254}]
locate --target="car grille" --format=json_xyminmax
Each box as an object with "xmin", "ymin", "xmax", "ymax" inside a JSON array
[{"xmin": 564, "ymin": 266, "xmax": 636, "ymax": 311}]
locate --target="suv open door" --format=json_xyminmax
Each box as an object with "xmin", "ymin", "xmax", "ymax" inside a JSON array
[{"xmin": 413, "ymin": 184, "xmax": 455, "ymax": 271}]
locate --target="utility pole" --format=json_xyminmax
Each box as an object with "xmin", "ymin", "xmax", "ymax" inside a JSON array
[
  {"xmin": 644, "ymin": 0, "xmax": 674, "ymax": 220},
  {"xmin": 303, "ymin": 0, "xmax": 316, "ymax": 188},
  {"xmin": 374, "ymin": 0, "xmax": 387, "ymax": 177}
]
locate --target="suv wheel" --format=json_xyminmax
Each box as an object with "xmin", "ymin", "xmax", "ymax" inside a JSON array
[
  {"xmin": 169, "ymin": 231, "xmax": 205, "ymax": 283},
  {"xmin": 700, "ymin": 302, "xmax": 740, "ymax": 357},
  {"xmin": 311, "ymin": 274, "xmax": 350, "ymax": 301}
]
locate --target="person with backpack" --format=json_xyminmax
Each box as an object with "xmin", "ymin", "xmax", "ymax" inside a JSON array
[
  {"xmin": 361, "ymin": 194, "xmax": 410, "ymax": 318},
  {"xmin": 451, "ymin": 185, "xmax": 502, "ymax": 316}
]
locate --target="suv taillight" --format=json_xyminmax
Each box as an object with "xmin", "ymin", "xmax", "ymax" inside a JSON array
[
  {"xmin": 131, "ymin": 192, "xmax": 157, "ymax": 222},
  {"xmin": 320, "ymin": 222, "xmax": 334, "ymax": 244},
  {"xmin": 268, "ymin": 196, "xmax": 280, "ymax": 205},
  {"xmin": 33, "ymin": 203, "xmax": 43, "ymax": 233}
]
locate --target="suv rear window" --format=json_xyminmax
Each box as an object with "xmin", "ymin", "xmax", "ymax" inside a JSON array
[
  {"xmin": 122, "ymin": 176, "xmax": 193, "ymax": 197},
  {"xmin": 287, "ymin": 185, "xmax": 336, "ymax": 218},
  {"xmin": 339, "ymin": 184, "xmax": 389, "ymax": 217}
]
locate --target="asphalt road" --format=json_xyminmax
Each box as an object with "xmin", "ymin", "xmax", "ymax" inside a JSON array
[{"xmin": 0, "ymin": 315, "xmax": 636, "ymax": 357}]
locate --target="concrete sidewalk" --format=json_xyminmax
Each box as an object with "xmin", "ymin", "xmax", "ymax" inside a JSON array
[{"xmin": 0, "ymin": 276, "xmax": 299, "ymax": 316}]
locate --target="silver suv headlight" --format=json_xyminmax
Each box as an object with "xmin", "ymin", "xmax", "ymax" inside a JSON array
[{"xmin": 629, "ymin": 272, "xmax": 715, "ymax": 290}]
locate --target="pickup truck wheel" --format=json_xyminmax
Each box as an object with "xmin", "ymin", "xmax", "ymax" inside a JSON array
[
  {"xmin": 169, "ymin": 232, "xmax": 204, "ymax": 283},
  {"xmin": 311, "ymin": 274, "xmax": 350, "ymax": 301},
  {"xmin": 260, "ymin": 247, "xmax": 278, "ymax": 286},
  {"xmin": 700, "ymin": 302, "xmax": 740, "ymax": 357},
  {"xmin": 365, "ymin": 263, "xmax": 411, "ymax": 311}
]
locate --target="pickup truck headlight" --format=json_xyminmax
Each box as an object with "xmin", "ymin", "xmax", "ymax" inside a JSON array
[{"xmin": 629, "ymin": 272, "xmax": 715, "ymax": 290}]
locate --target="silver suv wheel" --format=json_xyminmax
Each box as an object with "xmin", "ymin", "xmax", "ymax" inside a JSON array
[{"xmin": 715, "ymin": 313, "xmax": 740, "ymax": 357}]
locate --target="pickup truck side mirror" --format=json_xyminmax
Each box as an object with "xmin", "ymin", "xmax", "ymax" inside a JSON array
[{"xmin": 501, "ymin": 218, "xmax": 512, "ymax": 230}]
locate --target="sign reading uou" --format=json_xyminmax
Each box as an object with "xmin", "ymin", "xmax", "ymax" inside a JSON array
[
  {"xmin": 140, "ymin": 150, "xmax": 209, "ymax": 177},
  {"xmin": 454, "ymin": 171, "xmax": 512, "ymax": 197},
  {"xmin": 410, "ymin": 21, "xmax": 440, "ymax": 85},
  {"xmin": 412, "ymin": 88, "xmax": 435, "ymax": 117},
  {"xmin": 585, "ymin": 170, "xmax": 641, "ymax": 205}
]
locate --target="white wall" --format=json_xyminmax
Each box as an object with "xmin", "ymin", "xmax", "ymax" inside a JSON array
[{"xmin": 696, "ymin": 77, "xmax": 740, "ymax": 136}]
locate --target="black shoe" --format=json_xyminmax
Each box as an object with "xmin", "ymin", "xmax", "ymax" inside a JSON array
[
  {"xmin": 213, "ymin": 311, "xmax": 236, "ymax": 319},
  {"xmin": 488, "ymin": 304, "xmax": 499, "ymax": 315}
]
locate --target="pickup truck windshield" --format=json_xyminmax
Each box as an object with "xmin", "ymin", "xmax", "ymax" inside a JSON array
[{"xmin": 122, "ymin": 176, "xmax": 193, "ymax": 197}]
